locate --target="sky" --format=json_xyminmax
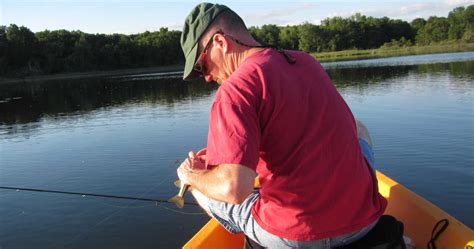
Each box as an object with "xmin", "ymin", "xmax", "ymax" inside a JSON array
[{"xmin": 1, "ymin": 0, "xmax": 473, "ymax": 34}]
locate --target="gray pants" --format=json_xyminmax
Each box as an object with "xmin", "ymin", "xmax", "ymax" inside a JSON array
[
  {"xmin": 202, "ymin": 139, "xmax": 379, "ymax": 248},
  {"xmin": 205, "ymin": 190, "xmax": 377, "ymax": 248}
]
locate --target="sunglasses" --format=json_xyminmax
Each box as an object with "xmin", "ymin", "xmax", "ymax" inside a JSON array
[{"xmin": 193, "ymin": 31, "xmax": 223, "ymax": 76}]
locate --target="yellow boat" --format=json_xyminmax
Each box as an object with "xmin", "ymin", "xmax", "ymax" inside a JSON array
[{"xmin": 183, "ymin": 171, "xmax": 474, "ymax": 249}]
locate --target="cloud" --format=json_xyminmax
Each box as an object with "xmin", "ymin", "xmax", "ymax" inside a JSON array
[
  {"xmin": 242, "ymin": 3, "xmax": 317, "ymax": 26},
  {"xmin": 398, "ymin": 3, "xmax": 434, "ymax": 15},
  {"xmin": 321, "ymin": 0, "xmax": 471, "ymax": 23},
  {"xmin": 384, "ymin": 1, "xmax": 471, "ymax": 19},
  {"xmin": 445, "ymin": 0, "xmax": 473, "ymax": 6},
  {"xmin": 325, "ymin": 10, "xmax": 361, "ymax": 19},
  {"xmin": 165, "ymin": 22, "xmax": 184, "ymax": 31}
]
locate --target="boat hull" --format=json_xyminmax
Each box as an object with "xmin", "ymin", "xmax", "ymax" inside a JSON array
[{"xmin": 183, "ymin": 171, "xmax": 474, "ymax": 248}]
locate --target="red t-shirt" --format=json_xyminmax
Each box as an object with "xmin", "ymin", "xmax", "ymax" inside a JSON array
[{"xmin": 205, "ymin": 49, "xmax": 387, "ymax": 241}]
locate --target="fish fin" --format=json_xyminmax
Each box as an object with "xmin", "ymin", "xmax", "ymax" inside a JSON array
[
  {"xmin": 174, "ymin": 180, "xmax": 181, "ymax": 188},
  {"xmin": 168, "ymin": 195, "xmax": 184, "ymax": 208}
]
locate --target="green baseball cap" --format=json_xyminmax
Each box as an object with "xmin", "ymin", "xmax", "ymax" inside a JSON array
[{"xmin": 180, "ymin": 3, "xmax": 230, "ymax": 81}]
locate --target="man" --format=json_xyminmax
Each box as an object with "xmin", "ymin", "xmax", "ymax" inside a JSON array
[{"xmin": 177, "ymin": 3, "xmax": 387, "ymax": 248}]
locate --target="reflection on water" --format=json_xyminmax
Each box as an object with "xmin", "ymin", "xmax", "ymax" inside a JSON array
[
  {"xmin": 0, "ymin": 77, "xmax": 216, "ymax": 137},
  {"xmin": 327, "ymin": 60, "xmax": 474, "ymax": 87},
  {"xmin": 2, "ymin": 60, "xmax": 472, "ymax": 128},
  {"xmin": 322, "ymin": 51, "xmax": 474, "ymax": 69},
  {"xmin": 0, "ymin": 52, "xmax": 473, "ymax": 248},
  {"xmin": 0, "ymin": 76, "xmax": 215, "ymax": 248}
]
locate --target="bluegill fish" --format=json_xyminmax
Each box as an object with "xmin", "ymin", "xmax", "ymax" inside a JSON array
[{"xmin": 168, "ymin": 180, "xmax": 190, "ymax": 208}]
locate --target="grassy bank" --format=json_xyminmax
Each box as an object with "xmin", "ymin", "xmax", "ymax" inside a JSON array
[
  {"xmin": 313, "ymin": 43, "xmax": 474, "ymax": 62},
  {"xmin": 0, "ymin": 64, "xmax": 184, "ymax": 84}
]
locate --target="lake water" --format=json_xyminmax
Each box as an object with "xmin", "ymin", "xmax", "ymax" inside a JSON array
[{"xmin": 0, "ymin": 52, "xmax": 473, "ymax": 248}]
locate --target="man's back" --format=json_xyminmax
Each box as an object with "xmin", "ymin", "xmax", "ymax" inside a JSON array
[{"xmin": 207, "ymin": 48, "xmax": 387, "ymax": 240}]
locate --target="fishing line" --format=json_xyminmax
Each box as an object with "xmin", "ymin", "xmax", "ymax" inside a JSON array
[
  {"xmin": 92, "ymin": 200, "xmax": 206, "ymax": 215},
  {"xmin": 153, "ymin": 203, "xmax": 206, "ymax": 215},
  {"xmin": 2, "ymin": 171, "xmax": 96, "ymax": 232},
  {"xmin": 55, "ymin": 168, "xmax": 195, "ymax": 248},
  {"xmin": 70, "ymin": 192, "xmax": 206, "ymax": 215},
  {"xmin": 0, "ymin": 186, "xmax": 199, "ymax": 206},
  {"xmin": 1, "ymin": 160, "xmax": 205, "ymax": 249}
]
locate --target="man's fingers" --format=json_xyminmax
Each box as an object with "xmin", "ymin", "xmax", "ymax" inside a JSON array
[
  {"xmin": 179, "ymin": 158, "xmax": 191, "ymax": 169},
  {"xmin": 180, "ymin": 150, "xmax": 206, "ymax": 172},
  {"xmin": 188, "ymin": 151, "xmax": 196, "ymax": 159}
]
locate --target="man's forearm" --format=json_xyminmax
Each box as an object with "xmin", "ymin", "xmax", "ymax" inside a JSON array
[{"xmin": 186, "ymin": 164, "xmax": 256, "ymax": 204}]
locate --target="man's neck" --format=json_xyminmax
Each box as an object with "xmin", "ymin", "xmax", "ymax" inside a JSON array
[{"xmin": 230, "ymin": 46, "xmax": 264, "ymax": 72}]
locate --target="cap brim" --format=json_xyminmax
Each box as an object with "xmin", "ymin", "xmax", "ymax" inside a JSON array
[{"xmin": 183, "ymin": 43, "xmax": 201, "ymax": 81}]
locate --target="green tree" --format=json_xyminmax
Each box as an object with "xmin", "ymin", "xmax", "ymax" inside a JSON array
[
  {"xmin": 462, "ymin": 5, "xmax": 474, "ymax": 42},
  {"xmin": 298, "ymin": 23, "xmax": 329, "ymax": 52},
  {"xmin": 5, "ymin": 24, "xmax": 38, "ymax": 70},
  {"xmin": 448, "ymin": 7, "xmax": 467, "ymax": 40},
  {"xmin": 249, "ymin": 24, "xmax": 280, "ymax": 46},
  {"xmin": 411, "ymin": 18, "xmax": 427, "ymax": 38},
  {"xmin": 36, "ymin": 29, "xmax": 81, "ymax": 73},
  {"xmin": 279, "ymin": 25, "xmax": 299, "ymax": 50},
  {"xmin": 0, "ymin": 26, "xmax": 8, "ymax": 73},
  {"xmin": 321, "ymin": 16, "xmax": 353, "ymax": 50},
  {"xmin": 68, "ymin": 33, "xmax": 94, "ymax": 71},
  {"xmin": 416, "ymin": 16, "xmax": 450, "ymax": 44}
]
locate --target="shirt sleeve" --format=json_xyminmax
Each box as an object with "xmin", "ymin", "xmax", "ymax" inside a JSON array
[{"xmin": 205, "ymin": 87, "xmax": 260, "ymax": 170}]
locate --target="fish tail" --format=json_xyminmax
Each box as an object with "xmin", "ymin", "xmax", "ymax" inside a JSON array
[{"xmin": 168, "ymin": 195, "xmax": 184, "ymax": 208}]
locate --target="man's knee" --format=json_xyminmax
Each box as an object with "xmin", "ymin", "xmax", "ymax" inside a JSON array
[
  {"xmin": 189, "ymin": 189, "xmax": 214, "ymax": 217},
  {"xmin": 356, "ymin": 119, "xmax": 373, "ymax": 147}
]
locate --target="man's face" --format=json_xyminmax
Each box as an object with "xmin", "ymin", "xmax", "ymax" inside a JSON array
[{"xmin": 196, "ymin": 32, "xmax": 233, "ymax": 84}]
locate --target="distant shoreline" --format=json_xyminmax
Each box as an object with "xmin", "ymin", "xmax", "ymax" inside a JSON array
[
  {"xmin": 1, "ymin": 43, "xmax": 473, "ymax": 84},
  {"xmin": 313, "ymin": 43, "xmax": 474, "ymax": 62},
  {"xmin": 0, "ymin": 64, "xmax": 184, "ymax": 84}
]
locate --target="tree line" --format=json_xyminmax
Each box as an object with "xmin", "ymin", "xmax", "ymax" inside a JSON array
[
  {"xmin": 0, "ymin": 27, "xmax": 182, "ymax": 76},
  {"xmin": 0, "ymin": 5, "xmax": 472, "ymax": 77},
  {"xmin": 250, "ymin": 5, "xmax": 473, "ymax": 51}
]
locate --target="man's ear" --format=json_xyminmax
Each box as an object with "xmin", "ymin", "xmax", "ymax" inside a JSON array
[{"xmin": 215, "ymin": 33, "xmax": 229, "ymax": 53}]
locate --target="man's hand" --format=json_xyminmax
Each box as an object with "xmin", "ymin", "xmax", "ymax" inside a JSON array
[
  {"xmin": 176, "ymin": 148, "xmax": 257, "ymax": 204},
  {"xmin": 177, "ymin": 150, "xmax": 207, "ymax": 186}
]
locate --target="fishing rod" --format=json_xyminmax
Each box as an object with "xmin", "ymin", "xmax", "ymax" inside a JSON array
[{"xmin": 0, "ymin": 186, "xmax": 199, "ymax": 206}]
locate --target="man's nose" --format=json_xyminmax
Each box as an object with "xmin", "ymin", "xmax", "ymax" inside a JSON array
[{"xmin": 204, "ymin": 74, "xmax": 213, "ymax": 82}]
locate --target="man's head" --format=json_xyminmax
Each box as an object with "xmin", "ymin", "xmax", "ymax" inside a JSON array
[{"xmin": 180, "ymin": 3, "xmax": 255, "ymax": 82}]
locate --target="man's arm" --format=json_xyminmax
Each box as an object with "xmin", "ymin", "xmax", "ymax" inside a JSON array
[{"xmin": 178, "ymin": 154, "xmax": 257, "ymax": 204}]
